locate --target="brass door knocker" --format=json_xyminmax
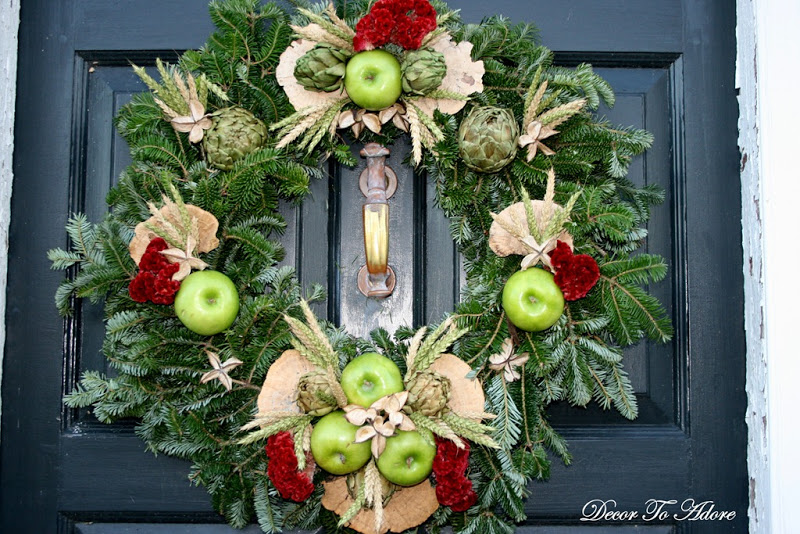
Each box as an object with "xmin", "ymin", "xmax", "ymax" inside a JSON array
[{"xmin": 357, "ymin": 143, "xmax": 398, "ymax": 298}]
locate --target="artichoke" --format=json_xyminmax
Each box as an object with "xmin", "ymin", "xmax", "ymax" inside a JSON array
[
  {"xmin": 202, "ymin": 106, "xmax": 268, "ymax": 170},
  {"xmin": 294, "ymin": 43, "xmax": 348, "ymax": 92},
  {"xmin": 401, "ymin": 49, "xmax": 447, "ymax": 95},
  {"xmin": 295, "ymin": 371, "xmax": 337, "ymax": 416},
  {"xmin": 458, "ymin": 106, "xmax": 520, "ymax": 173},
  {"xmin": 406, "ymin": 371, "xmax": 451, "ymax": 417}
]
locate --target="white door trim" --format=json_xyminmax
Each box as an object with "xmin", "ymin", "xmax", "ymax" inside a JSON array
[
  {"xmin": 738, "ymin": 0, "xmax": 800, "ymax": 532},
  {"xmin": 0, "ymin": 0, "xmax": 21, "ymax": 444}
]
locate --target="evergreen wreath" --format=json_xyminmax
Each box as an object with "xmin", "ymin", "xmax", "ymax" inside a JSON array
[{"xmin": 49, "ymin": 0, "xmax": 673, "ymax": 532}]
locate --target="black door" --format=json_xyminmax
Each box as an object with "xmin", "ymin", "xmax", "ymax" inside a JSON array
[{"xmin": 2, "ymin": 1, "xmax": 745, "ymax": 533}]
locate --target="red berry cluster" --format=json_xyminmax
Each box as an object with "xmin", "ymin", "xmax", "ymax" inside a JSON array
[
  {"xmin": 265, "ymin": 432, "xmax": 315, "ymax": 502},
  {"xmin": 129, "ymin": 238, "xmax": 181, "ymax": 305},
  {"xmin": 549, "ymin": 240, "xmax": 600, "ymax": 301},
  {"xmin": 432, "ymin": 438, "xmax": 478, "ymax": 512},
  {"xmin": 353, "ymin": 0, "xmax": 437, "ymax": 52}
]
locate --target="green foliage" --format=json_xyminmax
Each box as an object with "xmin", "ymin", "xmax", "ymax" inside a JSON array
[{"xmin": 50, "ymin": 0, "xmax": 673, "ymax": 533}]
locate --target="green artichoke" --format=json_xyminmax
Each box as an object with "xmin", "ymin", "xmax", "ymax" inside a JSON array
[
  {"xmin": 458, "ymin": 106, "xmax": 520, "ymax": 173},
  {"xmin": 295, "ymin": 371, "xmax": 337, "ymax": 416},
  {"xmin": 406, "ymin": 371, "xmax": 451, "ymax": 417},
  {"xmin": 203, "ymin": 106, "xmax": 268, "ymax": 170},
  {"xmin": 294, "ymin": 43, "xmax": 348, "ymax": 92},
  {"xmin": 401, "ymin": 49, "xmax": 447, "ymax": 95}
]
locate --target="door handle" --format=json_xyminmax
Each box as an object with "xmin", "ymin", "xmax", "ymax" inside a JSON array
[{"xmin": 357, "ymin": 143, "xmax": 397, "ymax": 298}]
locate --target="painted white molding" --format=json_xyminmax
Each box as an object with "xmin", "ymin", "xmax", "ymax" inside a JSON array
[
  {"xmin": 0, "ymin": 0, "xmax": 20, "ymax": 444},
  {"xmin": 737, "ymin": 0, "xmax": 769, "ymax": 531},
  {"xmin": 739, "ymin": 0, "xmax": 800, "ymax": 532}
]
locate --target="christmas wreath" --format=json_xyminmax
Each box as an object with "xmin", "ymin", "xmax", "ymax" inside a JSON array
[{"xmin": 49, "ymin": 0, "xmax": 672, "ymax": 532}]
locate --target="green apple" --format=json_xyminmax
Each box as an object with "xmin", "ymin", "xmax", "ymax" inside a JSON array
[
  {"xmin": 376, "ymin": 430, "xmax": 436, "ymax": 486},
  {"xmin": 344, "ymin": 50, "xmax": 402, "ymax": 111},
  {"xmin": 310, "ymin": 411, "xmax": 372, "ymax": 475},
  {"xmin": 174, "ymin": 270, "xmax": 239, "ymax": 336},
  {"xmin": 340, "ymin": 352, "xmax": 404, "ymax": 407},
  {"xmin": 502, "ymin": 268, "xmax": 565, "ymax": 332}
]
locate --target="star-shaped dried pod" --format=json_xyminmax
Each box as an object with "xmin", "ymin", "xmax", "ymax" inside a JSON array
[
  {"xmin": 160, "ymin": 234, "xmax": 210, "ymax": 281},
  {"xmin": 518, "ymin": 120, "xmax": 558, "ymax": 161},
  {"xmin": 353, "ymin": 416, "xmax": 393, "ymax": 458},
  {"xmin": 380, "ymin": 103, "xmax": 410, "ymax": 133},
  {"xmin": 170, "ymin": 99, "xmax": 213, "ymax": 144},
  {"xmin": 347, "ymin": 392, "xmax": 416, "ymax": 458},
  {"xmin": 153, "ymin": 70, "xmax": 213, "ymax": 144},
  {"xmin": 373, "ymin": 391, "xmax": 415, "ymax": 431},
  {"xmin": 200, "ymin": 351, "xmax": 244, "ymax": 391},
  {"xmin": 344, "ymin": 404, "xmax": 378, "ymax": 426},
  {"xmin": 488, "ymin": 338, "xmax": 529, "ymax": 382},
  {"xmin": 337, "ymin": 104, "xmax": 408, "ymax": 138},
  {"xmin": 519, "ymin": 235, "xmax": 557, "ymax": 271}
]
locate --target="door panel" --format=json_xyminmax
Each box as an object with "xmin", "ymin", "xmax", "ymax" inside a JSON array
[{"xmin": 2, "ymin": 1, "xmax": 746, "ymax": 532}]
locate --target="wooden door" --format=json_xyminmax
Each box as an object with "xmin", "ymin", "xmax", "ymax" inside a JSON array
[{"xmin": 1, "ymin": 1, "xmax": 746, "ymax": 533}]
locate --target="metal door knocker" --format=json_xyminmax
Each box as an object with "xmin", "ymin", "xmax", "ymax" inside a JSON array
[{"xmin": 357, "ymin": 143, "xmax": 398, "ymax": 298}]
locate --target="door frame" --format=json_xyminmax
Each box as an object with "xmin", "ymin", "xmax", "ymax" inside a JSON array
[
  {"xmin": 0, "ymin": 1, "xmax": 787, "ymax": 532},
  {"xmin": 737, "ymin": 0, "xmax": 800, "ymax": 532},
  {"xmin": 0, "ymin": 0, "xmax": 20, "ymax": 445}
]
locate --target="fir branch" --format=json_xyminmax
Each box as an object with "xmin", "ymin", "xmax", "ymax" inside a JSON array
[
  {"xmin": 487, "ymin": 375, "xmax": 522, "ymax": 449},
  {"xmin": 255, "ymin": 479, "xmax": 283, "ymax": 533}
]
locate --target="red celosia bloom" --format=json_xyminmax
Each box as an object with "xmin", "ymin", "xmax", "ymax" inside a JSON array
[
  {"xmin": 435, "ymin": 476, "xmax": 478, "ymax": 511},
  {"xmin": 549, "ymin": 240, "xmax": 573, "ymax": 271},
  {"xmin": 432, "ymin": 438, "xmax": 478, "ymax": 511},
  {"xmin": 128, "ymin": 238, "xmax": 182, "ymax": 305},
  {"xmin": 129, "ymin": 271, "xmax": 155, "ymax": 303},
  {"xmin": 432, "ymin": 438, "xmax": 470, "ymax": 476},
  {"xmin": 548, "ymin": 240, "xmax": 600, "ymax": 301},
  {"xmin": 265, "ymin": 432, "xmax": 315, "ymax": 502},
  {"xmin": 138, "ymin": 238, "xmax": 171, "ymax": 271},
  {"xmin": 353, "ymin": 0, "xmax": 438, "ymax": 51}
]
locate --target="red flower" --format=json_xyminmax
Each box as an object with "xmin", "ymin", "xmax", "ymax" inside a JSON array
[
  {"xmin": 265, "ymin": 432, "xmax": 315, "ymax": 502},
  {"xmin": 549, "ymin": 240, "xmax": 573, "ymax": 271},
  {"xmin": 353, "ymin": 0, "xmax": 437, "ymax": 51},
  {"xmin": 128, "ymin": 238, "xmax": 182, "ymax": 305},
  {"xmin": 139, "ymin": 238, "xmax": 170, "ymax": 271},
  {"xmin": 129, "ymin": 271, "xmax": 155, "ymax": 302},
  {"xmin": 548, "ymin": 240, "xmax": 600, "ymax": 301},
  {"xmin": 433, "ymin": 438, "xmax": 470, "ymax": 476},
  {"xmin": 432, "ymin": 438, "xmax": 477, "ymax": 511},
  {"xmin": 435, "ymin": 476, "xmax": 478, "ymax": 511}
]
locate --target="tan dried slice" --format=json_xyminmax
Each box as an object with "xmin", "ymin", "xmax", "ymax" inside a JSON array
[
  {"xmin": 488, "ymin": 200, "xmax": 573, "ymax": 258},
  {"xmin": 322, "ymin": 477, "xmax": 439, "ymax": 534},
  {"xmin": 129, "ymin": 204, "xmax": 219, "ymax": 265},
  {"xmin": 429, "ymin": 353, "xmax": 485, "ymax": 416},
  {"xmin": 257, "ymin": 350, "xmax": 317, "ymax": 415}
]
